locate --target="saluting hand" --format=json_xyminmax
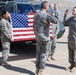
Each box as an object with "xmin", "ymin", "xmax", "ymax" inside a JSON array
[
  {"xmin": 64, "ymin": 9, "xmax": 68, "ymax": 15},
  {"xmin": 54, "ymin": 3, "xmax": 57, "ymax": 11}
]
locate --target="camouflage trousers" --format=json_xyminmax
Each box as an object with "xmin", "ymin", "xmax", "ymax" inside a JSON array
[
  {"xmin": 49, "ymin": 36, "xmax": 57, "ymax": 56},
  {"xmin": 36, "ymin": 40, "xmax": 51, "ymax": 69},
  {"xmin": 1, "ymin": 37, "xmax": 10, "ymax": 62},
  {"xmin": 68, "ymin": 40, "xmax": 76, "ymax": 65}
]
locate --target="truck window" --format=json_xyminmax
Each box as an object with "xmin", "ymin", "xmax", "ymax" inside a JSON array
[
  {"xmin": 17, "ymin": 4, "xmax": 33, "ymax": 13},
  {"xmin": 0, "ymin": 3, "xmax": 6, "ymax": 19},
  {"xmin": 5, "ymin": 4, "xmax": 14, "ymax": 13},
  {"xmin": 33, "ymin": 4, "xmax": 41, "ymax": 12}
]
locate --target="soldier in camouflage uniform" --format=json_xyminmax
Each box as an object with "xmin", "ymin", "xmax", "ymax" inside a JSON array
[
  {"xmin": 33, "ymin": 1, "xmax": 58, "ymax": 75},
  {"xmin": 47, "ymin": 3, "xmax": 59, "ymax": 61},
  {"xmin": 63, "ymin": 7, "xmax": 76, "ymax": 72},
  {"xmin": 0, "ymin": 10, "xmax": 13, "ymax": 66}
]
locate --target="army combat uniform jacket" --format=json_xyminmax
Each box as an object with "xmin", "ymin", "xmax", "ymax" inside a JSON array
[
  {"xmin": 33, "ymin": 10, "xmax": 58, "ymax": 42},
  {"xmin": 0, "ymin": 18, "xmax": 12, "ymax": 42}
]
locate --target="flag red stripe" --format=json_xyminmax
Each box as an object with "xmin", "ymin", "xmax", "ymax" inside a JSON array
[
  {"xmin": 13, "ymin": 29, "xmax": 52, "ymax": 32},
  {"xmin": 50, "ymin": 32, "xmax": 52, "ymax": 34},
  {"xmin": 28, "ymin": 22, "xmax": 33, "ymax": 23},
  {"xmin": 14, "ymin": 38, "xmax": 35, "ymax": 42},
  {"xmin": 50, "ymin": 28, "xmax": 52, "ymax": 30},
  {"xmin": 13, "ymin": 34, "xmax": 34, "ymax": 36}
]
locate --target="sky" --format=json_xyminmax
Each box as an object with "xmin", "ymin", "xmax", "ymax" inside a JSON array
[
  {"xmin": 70, "ymin": 0, "xmax": 76, "ymax": 3},
  {"xmin": 11, "ymin": 0, "xmax": 76, "ymax": 3},
  {"xmin": 4, "ymin": 0, "xmax": 76, "ymax": 1}
]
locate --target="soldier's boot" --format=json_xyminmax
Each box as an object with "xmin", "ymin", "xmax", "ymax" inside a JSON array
[
  {"xmin": 38, "ymin": 69, "xmax": 44, "ymax": 75},
  {"xmin": 2, "ymin": 61, "xmax": 11, "ymax": 67},
  {"xmin": 38, "ymin": 69, "xmax": 49, "ymax": 75},
  {"xmin": 47, "ymin": 55, "xmax": 55, "ymax": 61},
  {"xmin": 70, "ymin": 67, "xmax": 76, "ymax": 72},
  {"xmin": 35, "ymin": 68, "xmax": 39, "ymax": 75},
  {"xmin": 50, "ymin": 55, "xmax": 55, "ymax": 60},
  {"xmin": 65, "ymin": 64, "xmax": 74, "ymax": 71},
  {"xmin": 47, "ymin": 55, "xmax": 51, "ymax": 61}
]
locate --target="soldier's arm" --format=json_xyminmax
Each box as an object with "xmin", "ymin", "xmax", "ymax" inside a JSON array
[
  {"xmin": 63, "ymin": 9, "xmax": 70, "ymax": 25},
  {"xmin": 47, "ymin": 14, "xmax": 58, "ymax": 24},
  {"xmin": 63, "ymin": 14, "xmax": 71, "ymax": 26}
]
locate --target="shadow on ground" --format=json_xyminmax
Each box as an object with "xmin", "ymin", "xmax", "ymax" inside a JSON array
[
  {"xmin": 31, "ymin": 61, "xmax": 65, "ymax": 70},
  {"xmin": 46, "ymin": 63, "xmax": 65, "ymax": 70},
  {"xmin": 57, "ymin": 41, "xmax": 68, "ymax": 44},
  {"xmin": 3, "ymin": 66, "xmax": 34, "ymax": 75}
]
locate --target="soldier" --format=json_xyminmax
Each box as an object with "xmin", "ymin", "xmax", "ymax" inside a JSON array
[
  {"xmin": 33, "ymin": 1, "xmax": 58, "ymax": 75},
  {"xmin": 0, "ymin": 10, "xmax": 13, "ymax": 66},
  {"xmin": 63, "ymin": 7, "xmax": 76, "ymax": 72},
  {"xmin": 47, "ymin": 3, "xmax": 59, "ymax": 61}
]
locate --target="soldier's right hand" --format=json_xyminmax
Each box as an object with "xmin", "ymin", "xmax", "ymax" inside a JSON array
[{"xmin": 64, "ymin": 9, "xmax": 68, "ymax": 15}]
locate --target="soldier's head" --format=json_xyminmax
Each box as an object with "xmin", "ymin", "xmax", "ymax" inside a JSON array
[
  {"xmin": 41, "ymin": 1, "xmax": 49, "ymax": 11},
  {"xmin": 72, "ymin": 7, "xmax": 76, "ymax": 17},
  {"xmin": 53, "ymin": 3, "xmax": 58, "ymax": 11},
  {"xmin": 1, "ymin": 10, "xmax": 10, "ymax": 20}
]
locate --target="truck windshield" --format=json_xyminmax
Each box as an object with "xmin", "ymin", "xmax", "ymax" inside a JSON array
[{"xmin": 17, "ymin": 4, "xmax": 33, "ymax": 13}]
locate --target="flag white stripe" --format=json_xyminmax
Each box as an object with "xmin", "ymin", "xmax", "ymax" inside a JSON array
[
  {"xmin": 13, "ymin": 35, "xmax": 35, "ymax": 39},
  {"xmin": 12, "ymin": 28, "xmax": 33, "ymax": 30},
  {"xmin": 28, "ymin": 15, "xmax": 34, "ymax": 18},
  {"xmin": 13, "ymin": 34, "xmax": 53, "ymax": 39},
  {"xmin": 28, "ymin": 19, "xmax": 34, "ymax": 22}
]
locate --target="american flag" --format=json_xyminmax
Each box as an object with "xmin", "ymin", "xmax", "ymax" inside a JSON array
[{"xmin": 10, "ymin": 13, "xmax": 52, "ymax": 42}]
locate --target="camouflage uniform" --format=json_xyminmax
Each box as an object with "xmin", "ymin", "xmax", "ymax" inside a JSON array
[
  {"xmin": 64, "ymin": 16, "xmax": 76, "ymax": 65},
  {"xmin": 49, "ymin": 10, "xmax": 59, "ymax": 57},
  {"xmin": 50, "ymin": 23, "xmax": 59, "ymax": 56},
  {"xmin": 0, "ymin": 18, "xmax": 12, "ymax": 62},
  {"xmin": 33, "ymin": 10, "xmax": 57, "ymax": 69}
]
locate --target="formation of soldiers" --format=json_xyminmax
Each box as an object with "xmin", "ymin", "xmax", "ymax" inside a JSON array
[{"xmin": 0, "ymin": 1, "xmax": 76, "ymax": 75}]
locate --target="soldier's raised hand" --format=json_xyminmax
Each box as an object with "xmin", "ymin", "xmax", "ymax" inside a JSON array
[
  {"xmin": 64, "ymin": 9, "xmax": 68, "ymax": 15},
  {"xmin": 54, "ymin": 3, "xmax": 57, "ymax": 11}
]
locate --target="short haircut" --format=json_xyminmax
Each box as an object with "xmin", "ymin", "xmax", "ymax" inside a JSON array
[
  {"xmin": 1, "ymin": 10, "xmax": 8, "ymax": 17},
  {"xmin": 73, "ymin": 7, "xmax": 76, "ymax": 9},
  {"xmin": 41, "ymin": 1, "xmax": 49, "ymax": 9}
]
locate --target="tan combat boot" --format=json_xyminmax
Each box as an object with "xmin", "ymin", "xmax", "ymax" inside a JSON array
[
  {"xmin": 38, "ymin": 69, "xmax": 44, "ymax": 75},
  {"xmin": 65, "ymin": 64, "xmax": 74, "ymax": 72},
  {"xmin": 2, "ymin": 61, "xmax": 11, "ymax": 67},
  {"xmin": 50, "ymin": 55, "xmax": 55, "ymax": 60},
  {"xmin": 47, "ymin": 55, "xmax": 51, "ymax": 61},
  {"xmin": 38, "ymin": 69, "xmax": 49, "ymax": 75}
]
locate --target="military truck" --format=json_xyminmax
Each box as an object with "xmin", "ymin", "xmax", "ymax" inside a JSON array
[
  {"xmin": 0, "ymin": 0, "xmax": 42, "ymax": 42},
  {"xmin": 0, "ymin": 0, "xmax": 65, "ymax": 42}
]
